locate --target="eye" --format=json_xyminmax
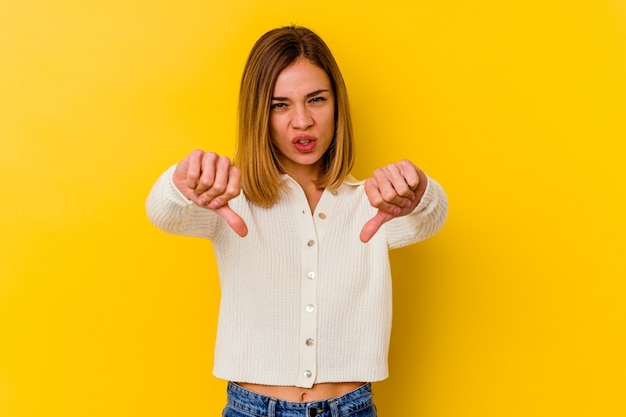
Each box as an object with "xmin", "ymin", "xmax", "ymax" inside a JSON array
[
  {"xmin": 309, "ymin": 96, "xmax": 327, "ymax": 104},
  {"xmin": 270, "ymin": 102, "xmax": 287, "ymax": 110}
]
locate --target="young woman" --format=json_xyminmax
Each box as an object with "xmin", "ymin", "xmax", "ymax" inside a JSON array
[{"xmin": 147, "ymin": 25, "xmax": 447, "ymax": 417}]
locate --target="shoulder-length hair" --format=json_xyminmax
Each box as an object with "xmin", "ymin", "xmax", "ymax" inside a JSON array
[{"xmin": 234, "ymin": 25, "xmax": 355, "ymax": 207}]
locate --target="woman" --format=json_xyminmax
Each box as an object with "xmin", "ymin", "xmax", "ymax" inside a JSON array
[{"xmin": 147, "ymin": 25, "xmax": 447, "ymax": 417}]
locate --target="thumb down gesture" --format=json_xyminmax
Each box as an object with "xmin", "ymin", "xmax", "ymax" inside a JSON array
[{"xmin": 360, "ymin": 160, "xmax": 427, "ymax": 243}]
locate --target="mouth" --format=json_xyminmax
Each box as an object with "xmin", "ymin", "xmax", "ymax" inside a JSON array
[
  {"xmin": 292, "ymin": 136, "xmax": 317, "ymax": 152},
  {"xmin": 292, "ymin": 135, "xmax": 316, "ymax": 144}
]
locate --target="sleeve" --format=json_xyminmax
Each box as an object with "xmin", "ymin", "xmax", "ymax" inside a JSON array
[
  {"xmin": 385, "ymin": 175, "xmax": 448, "ymax": 250},
  {"xmin": 145, "ymin": 165, "xmax": 224, "ymax": 240}
]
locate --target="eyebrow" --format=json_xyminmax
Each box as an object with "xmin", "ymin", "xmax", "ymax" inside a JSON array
[{"xmin": 271, "ymin": 89, "xmax": 330, "ymax": 101}]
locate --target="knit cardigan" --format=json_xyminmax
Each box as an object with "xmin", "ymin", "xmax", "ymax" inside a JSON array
[{"xmin": 146, "ymin": 165, "xmax": 448, "ymax": 388}]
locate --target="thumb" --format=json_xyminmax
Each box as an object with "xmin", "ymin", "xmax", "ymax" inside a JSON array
[
  {"xmin": 360, "ymin": 210, "xmax": 393, "ymax": 243},
  {"xmin": 213, "ymin": 205, "xmax": 248, "ymax": 237}
]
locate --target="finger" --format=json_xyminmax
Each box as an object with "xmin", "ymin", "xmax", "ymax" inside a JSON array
[
  {"xmin": 386, "ymin": 162, "xmax": 416, "ymax": 198},
  {"xmin": 194, "ymin": 152, "xmax": 219, "ymax": 195},
  {"xmin": 213, "ymin": 205, "xmax": 248, "ymax": 237},
  {"xmin": 373, "ymin": 167, "xmax": 414, "ymax": 208},
  {"xmin": 360, "ymin": 210, "xmax": 394, "ymax": 243},
  {"xmin": 180, "ymin": 150, "xmax": 204, "ymax": 190},
  {"xmin": 198, "ymin": 155, "xmax": 230, "ymax": 200},
  {"xmin": 173, "ymin": 151, "xmax": 205, "ymax": 200},
  {"xmin": 202, "ymin": 165, "xmax": 242, "ymax": 209},
  {"xmin": 364, "ymin": 177, "xmax": 403, "ymax": 215},
  {"xmin": 396, "ymin": 160, "xmax": 420, "ymax": 191},
  {"xmin": 173, "ymin": 157, "xmax": 190, "ymax": 191},
  {"xmin": 221, "ymin": 165, "xmax": 242, "ymax": 203}
]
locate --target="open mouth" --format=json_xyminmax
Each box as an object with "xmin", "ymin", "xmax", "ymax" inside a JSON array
[{"xmin": 293, "ymin": 137, "xmax": 316, "ymax": 152}]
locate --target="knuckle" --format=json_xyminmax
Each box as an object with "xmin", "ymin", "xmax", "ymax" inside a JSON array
[
  {"xmin": 394, "ymin": 182, "xmax": 411, "ymax": 196},
  {"xmin": 381, "ymin": 189, "xmax": 397, "ymax": 202},
  {"xmin": 187, "ymin": 170, "xmax": 200, "ymax": 182},
  {"xmin": 217, "ymin": 155, "xmax": 231, "ymax": 166},
  {"xmin": 366, "ymin": 196, "xmax": 381, "ymax": 209},
  {"xmin": 226, "ymin": 182, "xmax": 241, "ymax": 197},
  {"xmin": 197, "ymin": 176, "xmax": 214, "ymax": 188},
  {"xmin": 373, "ymin": 167, "xmax": 385, "ymax": 177},
  {"xmin": 211, "ymin": 180, "xmax": 227, "ymax": 195},
  {"xmin": 201, "ymin": 151, "xmax": 218, "ymax": 165}
]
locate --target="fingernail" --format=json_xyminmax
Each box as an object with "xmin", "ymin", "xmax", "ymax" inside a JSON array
[
  {"xmin": 197, "ymin": 196, "xmax": 207, "ymax": 206},
  {"xmin": 210, "ymin": 199, "xmax": 221, "ymax": 209}
]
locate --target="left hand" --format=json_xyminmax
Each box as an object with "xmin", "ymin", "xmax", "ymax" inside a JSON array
[{"xmin": 360, "ymin": 160, "xmax": 427, "ymax": 243}]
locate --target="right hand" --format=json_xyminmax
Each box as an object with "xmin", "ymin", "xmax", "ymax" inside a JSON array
[{"xmin": 172, "ymin": 150, "xmax": 248, "ymax": 237}]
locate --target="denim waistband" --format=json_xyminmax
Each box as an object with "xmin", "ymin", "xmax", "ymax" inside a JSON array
[{"xmin": 226, "ymin": 382, "xmax": 373, "ymax": 417}]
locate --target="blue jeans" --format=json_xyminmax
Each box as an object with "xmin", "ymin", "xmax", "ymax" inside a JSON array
[{"xmin": 222, "ymin": 382, "xmax": 377, "ymax": 417}]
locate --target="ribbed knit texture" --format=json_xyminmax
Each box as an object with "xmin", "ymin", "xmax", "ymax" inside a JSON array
[{"xmin": 146, "ymin": 166, "xmax": 448, "ymax": 387}]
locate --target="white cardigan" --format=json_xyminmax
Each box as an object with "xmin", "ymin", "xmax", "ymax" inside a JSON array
[{"xmin": 146, "ymin": 166, "xmax": 448, "ymax": 388}]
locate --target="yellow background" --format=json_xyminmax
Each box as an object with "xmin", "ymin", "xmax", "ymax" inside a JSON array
[{"xmin": 1, "ymin": 0, "xmax": 625, "ymax": 416}]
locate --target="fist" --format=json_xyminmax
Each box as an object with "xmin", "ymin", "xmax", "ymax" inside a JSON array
[
  {"xmin": 360, "ymin": 160, "xmax": 426, "ymax": 243},
  {"xmin": 173, "ymin": 150, "xmax": 248, "ymax": 237}
]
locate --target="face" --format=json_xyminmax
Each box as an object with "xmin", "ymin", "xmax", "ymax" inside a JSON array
[{"xmin": 269, "ymin": 58, "xmax": 335, "ymax": 179}]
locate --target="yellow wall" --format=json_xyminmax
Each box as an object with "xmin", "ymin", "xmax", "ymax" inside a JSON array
[{"xmin": 1, "ymin": 1, "xmax": 625, "ymax": 416}]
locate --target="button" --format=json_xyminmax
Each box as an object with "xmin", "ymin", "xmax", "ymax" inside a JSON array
[
  {"xmin": 306, "ymin": 338, "xmax": 314, "ymax": 346},
  {"xmin": 331, "ymin": 190, "xmax": 338, "ymax": 196},
  {"xmin": 304, "ymin": 370, "xmax": 312, "ymax": 378},
  {"xmin": 318, "ymin": 213, "xmax": 327, "ymax": 219},
  {"xmin": 307, "ymin": 240, "xmax": 315, "ymax": 247},
  {"xmin": 307, "ymin": 272, "xmax": 316, "ymax": 280},
  {"xmin": 305, "ymin": 304, "xmax": 315, "ymax": 313}
]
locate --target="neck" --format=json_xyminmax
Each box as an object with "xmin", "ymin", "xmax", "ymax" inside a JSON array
[
  {"xmin": 284, "ymin": 170, "xmax": 324, "ymax": 213},
  {"xmin": 279, "ymin": 160, "xmax": 325, "ymax": 213},
  {"xmin": 280, "ymin": 160, "xmax": 321, "ymax": 187}
]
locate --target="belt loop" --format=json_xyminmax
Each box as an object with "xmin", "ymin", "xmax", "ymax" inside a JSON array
[
  {"xmin": 267, "ymin": 397, "xmax": 277, "ymax": 417},
  {"xmin": 329, "ymin": 399, "xmax": 340, "ymax": 417}
]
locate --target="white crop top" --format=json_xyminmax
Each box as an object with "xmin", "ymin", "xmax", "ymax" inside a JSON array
[{"xmin": 146, "ymin": 166, "xmax": 447, "ymax": 388}]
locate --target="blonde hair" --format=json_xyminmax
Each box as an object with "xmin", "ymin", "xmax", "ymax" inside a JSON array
[{"xmin": 234, "ymin": 25, "xmax": 355, "ymax": 207}]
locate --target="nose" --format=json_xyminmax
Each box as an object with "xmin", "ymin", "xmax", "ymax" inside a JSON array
[{"xmin": 291, "ymin": 104, "xmax": 313, "ymax": 129}]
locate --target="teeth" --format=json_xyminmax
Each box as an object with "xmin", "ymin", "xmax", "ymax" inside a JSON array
[{"xmin": 298, "ymin": 140, "xmax": 311, "ymax": 145}]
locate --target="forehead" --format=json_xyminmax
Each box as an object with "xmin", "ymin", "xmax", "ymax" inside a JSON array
[{"xmin": 273, "ymin": 58, "xmax": 332, "ymax": 95}]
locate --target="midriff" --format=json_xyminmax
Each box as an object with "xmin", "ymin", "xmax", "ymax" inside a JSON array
[{"xmin": 236, "ymin": 382, "xmax": 365, "ymax": 403}]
